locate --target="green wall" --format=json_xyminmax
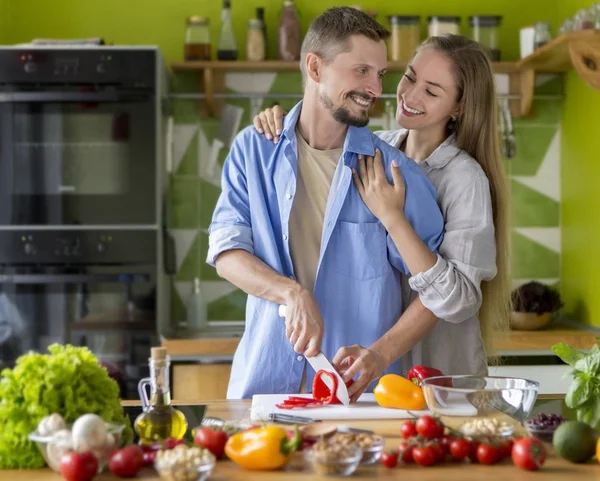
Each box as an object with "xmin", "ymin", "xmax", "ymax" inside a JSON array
[
  {"xmin": 559, "ymin": 1, "xmax": 600, "ymax": 326},
  {"xmin": 3, "ymin": 0, "xmax": 560, "ymax": 62}
]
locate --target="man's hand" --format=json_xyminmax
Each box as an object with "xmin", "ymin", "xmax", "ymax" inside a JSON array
[
  {"xmin": 332, "ymin": 344, "xmax": 388, "ymax": 403},
  {"xmin": 283, "ymin": 288, "xmax": 324, "ymax": 358}
]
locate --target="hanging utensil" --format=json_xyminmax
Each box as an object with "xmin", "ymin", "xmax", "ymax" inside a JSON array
[{"xmin": 503, "ymin": 99, "xmax": 517, "ymax": 158}]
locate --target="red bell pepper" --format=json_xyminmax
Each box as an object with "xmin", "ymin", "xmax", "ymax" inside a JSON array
[
  {"xmin": 312, "ymin": 369, "xmax": 354, "ymax": 404},
  {"xmin": 407, "ymin": 365, "xmax": 451, "ymax": 387}
]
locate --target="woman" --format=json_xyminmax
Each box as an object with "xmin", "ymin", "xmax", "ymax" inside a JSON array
[{"xmin": 253, "ymin": 34, "xmax": 511, "ymax": 398}]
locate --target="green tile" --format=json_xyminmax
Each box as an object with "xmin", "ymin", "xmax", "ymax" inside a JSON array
[
  {"xmin": 199, "ymin": 231, "xmax": 222, "ymax": 281},
  {"xmin": 200, "ymin": 179, "xmax": 222, "ymax": 229},
  {"xmin": 170, "ymin": 72, "xmax": 199, "ymax": 94},
  {"xmin": 172, "ymin": 99, "xmax": 200, "ymax": 124},
  {"xmin": 169, "ymin": 176, "xmax": 201, "ymax": 228},
  {"xmin": 176, "ymin": 232, "xmax": 202, "ymax": 281},
  {"xmin": 176, "ymin": 132, "xmax": 199, "ymax": 176},
  {"xmin": 510, "ymin": 181, "xmax": 559, "ymax": 227},
  {"xmin": 512, "ymin": 232, "xmax": 560, "ymax": 279},
  {"xmin": 171, "ymin": 282, "xmax": 186, "ymax": 323},
  {"xmin": 208, "ymin": 290, "xmax": 247, "ymax": 321},
  {"xmin": 509, "ymin": 126, "xmax": 557, "ymax": 176},
  {"xmin": 382, "ymin": 73, "xmax": 403, "ymax": 94},
  {"xmin": 267, "ymin": 72, "xmax": 304, "ymax": 112},
  {"xmin": 534, "ymin": 75, "xmax": 563, "ymax": 95},
  {"xmin": 199, "ymin": 118, "xmax": 221, "ymax": 145}
]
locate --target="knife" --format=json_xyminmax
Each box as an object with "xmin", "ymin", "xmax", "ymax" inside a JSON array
[{"xmin": 278, "ymin": 305, "xmax": 351, "ymax": 407}]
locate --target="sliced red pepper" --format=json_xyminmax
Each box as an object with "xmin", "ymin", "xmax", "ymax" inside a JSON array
[{"xmin": 312, "ymin": 370, "xmax": 354, "ymax": 404}]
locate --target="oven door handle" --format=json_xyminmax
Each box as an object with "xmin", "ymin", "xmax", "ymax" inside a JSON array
[
  {"xmin": 0, "ymin": 273, "xmax": 150, "ymax": 284},
  {"xmin": 0, "ymin": 91, "xmax": 149, "ymax": 103}
]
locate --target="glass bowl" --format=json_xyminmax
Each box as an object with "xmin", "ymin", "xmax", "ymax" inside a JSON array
[
  {"xmin": 304, "ymin": 443, "xmax": 362, "ymax": 477},
  {"xmin": 358, "ymin": 435, "xmax": 384, "ymax": 465},
  {"xmin": 155, "ymin": 461, "xmax": 215, "ymax": 481},
  {"xmin": 421, "ymin": 376, "xmax": 539, "ymax": 435},
  {"xmin": 28, "ymin": 422, "xmax": 125, "ymax": 474},
  {"xmin": 524, "ymin": 414, "xmax": 566, "ymax": 443}
]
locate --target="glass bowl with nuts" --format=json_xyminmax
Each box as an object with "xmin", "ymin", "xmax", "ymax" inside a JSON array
[
  {"xmin": 303, "ymin": 435, "xmax": 363, "ymax": 477},
  {"xmin": 421, "ymin": 375, "xmax": 539, "ymax": 424},
  {"xmin": 154, "ymin": 444, "xmax": 216, "ymax": 481},
  {"xmin": 332, "ymin": 431, "xmax": 384, "ymax": 465}
]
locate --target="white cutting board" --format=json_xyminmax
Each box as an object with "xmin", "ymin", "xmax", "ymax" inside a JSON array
[
  {"xmin": 251, "ymin": 392, "xmax": 479, "ymax": 422},
  {"xmin": 251, "ymin": 393, "xmax": 429, "ymax": 421}
]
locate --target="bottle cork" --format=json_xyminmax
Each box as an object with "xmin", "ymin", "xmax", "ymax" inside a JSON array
[{"xmin": 151, "ymin": 347, "xmax": 167, "ymax": 360}]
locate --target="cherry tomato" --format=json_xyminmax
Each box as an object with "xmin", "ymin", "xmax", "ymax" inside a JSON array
[
  {"xmin": 60, "ymin": 452, "xmax": 98, "ymax": 481},
  {"xmin": 108, "ymin": 445, "xmax": 144, "ymax": 477},
  {"xmin": 143, "ymin": 450, "xmax": 157, "ymax": 465},
  {"xmin": 415, "ymin": 415, "xmax": 444, "ymax": 439},
  {"xmin": 163, "ymin": 438, "xmax": 184, "ymax": 450},
  {"xmin": 476, "ymin": 443, "xmax": 500, "ymax": 465},
  {"xmin": 398, "ymin": 441, "xmax": 415, "ymax": 463},
  {"xmin": 381, "ymin": 450, "xmax": 399, "ymax": 468},
  {"xmin": 449, "ymin": 438, "xmax": 471, "ymax": 461},
  {"xmin": 400, "ymin": 420, "xmax": 418, "ymax": 439},
  {"xmin": 512, "ymin": 437, "xmax": 546, "ymax": 471},
  {"xmin": 193, "ymin": 426, "xmax": 229, "ymax": 459},
  {"xmin": 413, "ymin": 446, "xmax": 438, "ymax": 467},
  {"xmin": 499, "ymin": 438, "xmax": 514, "ymax": 460},
  {"xmin": 431, "ymin": 442, "xmax": 448, "ymax": 463},
  {"xmin": 468, "ymin": 441, "xmax": 480, "ymax": 463}
]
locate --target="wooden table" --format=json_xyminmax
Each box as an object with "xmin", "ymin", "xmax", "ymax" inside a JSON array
[{"xmin": 6, "ymin": 400, "xmax": 600, "ymax": 480}]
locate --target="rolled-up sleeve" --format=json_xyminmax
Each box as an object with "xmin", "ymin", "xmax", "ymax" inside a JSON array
[
  {"xmin": 408, "ymin": 176, "xmax": 497, "ymax": 323},
  {"xmin": 206, "ymin": 136, "xmax": 254, "ymax": 267}
]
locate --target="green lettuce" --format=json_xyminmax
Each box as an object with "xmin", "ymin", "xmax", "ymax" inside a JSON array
[
  {"xmin": 552, "ymin": 341, "xmax": 600, "ymax": 429},
  {"xmin": 0, "ymin": 344, "xmax": 133, "ymax": 468}
]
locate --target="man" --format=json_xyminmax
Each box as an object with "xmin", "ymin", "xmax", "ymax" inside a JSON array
[{"xmin": 207, "ymin": 7, "xmax": 444, "ymax": 399}]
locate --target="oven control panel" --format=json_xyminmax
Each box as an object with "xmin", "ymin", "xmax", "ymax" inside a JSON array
[{"xmin": 0, "ymin": 231, "xmax": 156, "ymax": 265}]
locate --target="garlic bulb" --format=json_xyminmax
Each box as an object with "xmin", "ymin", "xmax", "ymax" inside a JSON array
[
  {"xmin": 71, "ymin": 414, "xmax": 108, "ymax": 453},
  {"xmin": 37, "ymin": 413, "xmax": 66, "ymax": 436}
]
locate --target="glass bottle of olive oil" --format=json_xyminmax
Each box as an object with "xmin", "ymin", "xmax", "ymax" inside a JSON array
[{"xmin": 134, "ymin": 347, "xmax": 188, "ymax": 444}]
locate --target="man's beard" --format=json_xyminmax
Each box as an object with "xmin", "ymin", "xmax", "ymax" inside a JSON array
[{"xmin": 319, "ymin": 91, "xmax": 373, "ymax": 127}]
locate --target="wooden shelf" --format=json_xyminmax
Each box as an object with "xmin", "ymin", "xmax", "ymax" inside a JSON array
[{"xmin": 172, "ymin": 30, "xmax": 600, "ymax": 118}]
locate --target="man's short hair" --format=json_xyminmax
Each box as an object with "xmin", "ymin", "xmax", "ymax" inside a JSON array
[{"xmin": 300, "ymin": 7, "xmax": 390, "ymax": 77}]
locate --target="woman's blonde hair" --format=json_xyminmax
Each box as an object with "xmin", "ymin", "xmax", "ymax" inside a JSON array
[{"xmin": 417, "ymin": 34, "xmax": 512, "ymax": 358}]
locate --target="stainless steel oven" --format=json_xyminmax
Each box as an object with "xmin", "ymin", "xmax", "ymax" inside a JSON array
[{"xmin": 0, "ymin": 47, "xmax": 165, "ymax": 227}]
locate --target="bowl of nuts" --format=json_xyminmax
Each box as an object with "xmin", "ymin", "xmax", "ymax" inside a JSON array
[
  {"xmin": 154, "ymin": 444, "xmax": 216, "ymax": 481},
  {"xmin": 421, "ymin": 375, "xmax": 539, "ymax": 425},
  {"xmin": 524, "ymin": 413, "xmax": 566, "ymax": 443},
  {"xmin": 333, "ymin": 431, "xmax": 384, "ymax": 465},
  {"xmin": 303, "ymin": 436, "xmax": 362, "ymax": 477}
]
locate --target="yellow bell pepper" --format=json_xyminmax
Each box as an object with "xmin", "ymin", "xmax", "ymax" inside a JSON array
[
  {"xmin": 374, "ymin": 373, "xmax": 427, "ymax": 410},
  {"xmin": 224, "ymin": 425, "xmax": 301, "ymax": 470}
]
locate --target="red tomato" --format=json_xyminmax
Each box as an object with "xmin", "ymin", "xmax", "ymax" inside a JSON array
[
  {"xmin": 499, "ymin": 438, "xmax": 514, "ymax": 460},
  {"xmin": 415, "ymin": 415, "xmax": 444, "ymax": 439},
  {"xmin": 193, "ymin": 426, "xmax": 229, "ymax": 459},
  {"xmin": 143, "ymin": 450, "xmax": 157, "ymax": 465},
  {"xmin": 413, "ymin": 446, "xmax": 438, "ymax": 467},
  {"xmin": 398, "ymin": 441, "xmax": 415, "ymax": 463},
  {"xmin": 380, "ymin": 450, "xmax": 399, "ymax": 468},
  {"xmin": 468, "ymin": 441, "xmax": 480, "ymax": 463},
  {"xmin": 512, "ymin": 437, "xmax": 546, "ymax": 471},
  {"xmin": 60, "ymin": 452, "xmax": 98, "ymax": 481},
  {"xmin": 400, "ymin": 420, "xmax": 418, "ymax": 439},
  {"xmin": 449, "ymin": 438, "xmax": 471, "ymax": 461},
  {"xmin": 108, "ymin": 445, "xmax": 144, "ymax": 477},
  {"xmin": 431, "ymin": 442, "xmax": 448, "ymax": 463},
  {"xmin": 163, "ymin": 438, "xmax": 184, "ymax": 450},
  {"xmin": 476, "ymin": 443, "xmax": 500, "ymax": 465}
]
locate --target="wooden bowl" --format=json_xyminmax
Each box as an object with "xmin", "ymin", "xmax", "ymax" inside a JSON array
[{"xmin": 510, "ymin": 311, "xmax": 553, "ymax": 331}]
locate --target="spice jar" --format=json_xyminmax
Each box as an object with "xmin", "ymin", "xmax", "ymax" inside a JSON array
[
  {"xmin": 247, "ymin": 19, "xmax": 266, "ymax": 61},
  {"xmin": 534, "ymin": 22, "xmax": 552, "ymax": 49},
  {"xmin": 278, "ymin": 0, "xmax": 301, "ymax": 61},
  {"xmin": 184, "ymin": 16, "xmax": 211, "ymax": 61},
  {"xmin": 388, "ymin": 16, "xmax": 421, "ymax": 63},
  {"xmin": 428, "ymin": 16, "xmax": 461, "ymax": 37},
  {"xmin": 574, "ymin": 8, "xmax": 595, "ymax": 30},
  {"xmin": 469, "ymin": 15, "xmax": 502, "ymax": 61}
]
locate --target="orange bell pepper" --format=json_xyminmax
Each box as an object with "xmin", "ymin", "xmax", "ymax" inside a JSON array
[
  {"xmin": 224, "ymin": 425, "xmax": 301, "ymax": 470},
  {"xmin": 373, "ymin": 374, "xmax": 427, "ymax": 410}
]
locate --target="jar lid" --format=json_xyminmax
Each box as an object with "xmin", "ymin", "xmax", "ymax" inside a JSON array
[
  {"xmin": 388, "ymin": 15, "xmax": 421, "ymax": 25},
  {"xmin": 187, "ymin": 16, "xmax": 209, "ymax": 26},
  {"xmin": 248, "ymin": 18, "xmax": 263, "ymax": 28},
  {"xmin": 427, "ymin": 16, "xmax": 461, "ymax": 24},
  {"xmin": 468, "ymin": 15, "xmax": 502, "ymax": 27}
]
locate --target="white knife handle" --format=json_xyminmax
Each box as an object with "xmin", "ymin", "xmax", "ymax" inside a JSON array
[{"xmin": 278, "ymin": 305, "xmax": 287, "ymax": 318}]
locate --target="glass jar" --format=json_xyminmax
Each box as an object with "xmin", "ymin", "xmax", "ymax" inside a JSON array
[
  {"xmin": 184, "ymin": 16, "xmax": 211, "ymax": 61},
  {"xmin": 247, "ymin": 19, "xmax": 266, "ymax": 61},
  {"xmin": 278, "ymin": 0, "xmax": 301, "ymax": 61},
  {"xmin": 469, "ymin": 15, "xmax": 502, "ymax": 61},
  {"xmin": 217, "ymin": 0, "xmax": 238, "ymax": 60},
  {"xmin": 388, "ymin": 16, "xmax": 421, "ymax": 63},
  {"xmin": 428, "ymin": 16, "xmax": 461, "ymax": 37},
  {"xmin": 534, "ymin": 22, "xmax": 552, "ymax": 49},
  {"xmin": 558, "ymin": 18, "xmax": 574, "ymax": 35},
  {"xmin": 574, "ymin": 8, "xmax": 594, "ymax": 30},
  {"xmin": 593, "ymin": 2, "xmax": 600, "ymax": 29}
]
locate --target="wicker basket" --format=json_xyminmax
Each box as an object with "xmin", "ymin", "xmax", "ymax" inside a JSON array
[{"xmin": 510, "ymin": 311, "xmax": 553, "ymax": 331}]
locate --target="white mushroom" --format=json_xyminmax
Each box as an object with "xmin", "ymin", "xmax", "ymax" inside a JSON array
[
  {"xmin": 71, "ymin": 414, "xmax": 108, "ymax": 453},
  {"xmin": 37, "ymin": 413, "xmax": 66, "ymax": 436}
]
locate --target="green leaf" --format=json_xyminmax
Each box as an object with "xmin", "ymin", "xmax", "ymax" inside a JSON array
[
  {"xmin": 588, "ymin": 395, "xmax": 600, "ymax": 430},
  {"xmin": 575, "ymin": 355, "xmax": 600, "ymax": 376},
  {"xmin": 552, "ymin": 342, "xmax": 586, "ymax": 366},
  {"xmin": 565, "ymin": 374, "xmax": 592, "ymax": 408}
]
